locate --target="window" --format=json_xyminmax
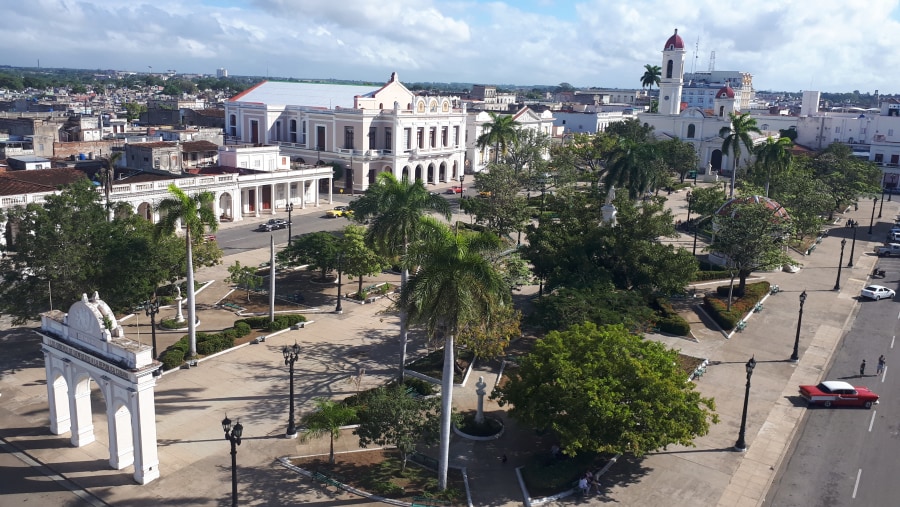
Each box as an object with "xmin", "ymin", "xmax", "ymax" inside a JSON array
[
  {"xmin": 316, "ymin": 125, "xmax": 326, "ymax": 151},
  {"xmin": 417, "ymin": 128, "xmax": 424, "ymax": 149},
  {"xmin": 890, "ymin": 129, "xmax": 895, "ymax": 137},
  {"xmin": 687, "ymin": 124, "xmax": 695, "ymax": 138},
  {"xmin": 368, "ymin": 126, "xmax": 376, "ymax": 150},
  {"xmin": 344, "ymin": 126, "xmax": 354, "ymax": 150},
  {"xmin": 404, "ymin": 128, "xmax": 411, "ymax": 150},
  {"xmin": 385, "ymin": 127, "xmax": 392, "ymax": 151},
  {"xmin": 892, "ymin": 155, "xmax": 899, "ymax": 165},
  {"xmin": 290, "ymin": 120, "xmax": 297, "ymax": 143},
  {"xmin": 153, "ymin": 157, "xmax": 160, "ymax": 168},
  {"xmin": 875, "ymin": 154, "xmax": 884, "ymax": 163},
  {"xmin": 835, "ymin": 127, "xmax": 841, "ymax": 133},
  {"xmin": 442, "ymin": 127, "xmax": 448, "ymax": 147},
  {"xmin": 229, "ymin": 114, "xmax": 237, "ymax": 137},
  {"xmin": 274, "ymin": 120, "xmax": 281, "ymax": 142},
  {"xmin": 666, "ymin": 60, "xmax": 673, "ymax": 79},
  {"xmin": 454, "ymin": 126, "xmax": 460, "ymax": 146},
  {"xmin": 301, "ymin": 121, "xmax": 307, "ymax": 144},
  {"xmin": 430, "ymin": 127, "xmax": 436, "ymax": 148}
]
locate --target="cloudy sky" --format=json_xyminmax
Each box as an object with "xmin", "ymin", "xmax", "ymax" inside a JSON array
[{"xmin": 4, "ymin": 0, "xmax": 899, "ymax": 94}]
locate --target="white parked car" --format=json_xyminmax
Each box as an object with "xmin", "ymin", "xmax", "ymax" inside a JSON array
[{"xmin": 860, "ymin": 285, "xmax": 896, "ymax": 301}]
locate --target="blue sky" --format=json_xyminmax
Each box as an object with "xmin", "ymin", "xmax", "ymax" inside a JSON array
[{"xmin": 3, "ymin": 0, "xmax": 899, "ymax": 94}]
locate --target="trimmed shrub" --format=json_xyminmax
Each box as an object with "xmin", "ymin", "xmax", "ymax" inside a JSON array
[
  {"xmin": 657, "ymin": 316, "xmax": 691, "ymax": 336},
  {"xmin": 404, "ymin": 377, "xmax": 436, "ymax": 396},
  {"xmin": 197, "ymin": 340, "xmax": 218, "ymax": 356},
  {"xmin": 693, "ymin": 270, "xmax": 734, "ymax": 281},
  {"xmin": 159, "ymin": 318, "xmax": 184, "ymax": 330},
  {"xmin": 704, "ymin": 281, "xmax": 770, "ymax": 330},
  {"xmin": 161, "ymin": 349, "xmax": 184, "ymax": 370},
  {"xmin": 233, "ymin": 321, "xmax": 251, "ymax": 337}
]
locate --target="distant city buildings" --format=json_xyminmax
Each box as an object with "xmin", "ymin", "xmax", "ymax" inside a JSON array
[{"xmin": 216, "ymin": 68, "xmax": 228, "ymax": 78}]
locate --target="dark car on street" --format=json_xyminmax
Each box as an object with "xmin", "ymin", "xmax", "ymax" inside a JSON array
[{"xmin": 256, "ymin": 218, "xmax": 287, "ymax": 232}]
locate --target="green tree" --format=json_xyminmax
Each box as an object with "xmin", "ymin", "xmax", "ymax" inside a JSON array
[
  {"xmin": 719, "ymin": 112, "xmax": 762, "ymax": 198},
  {"xmin": 755, "ymin": 136, "xmax": 793, "ymax": 197},
  {"xmin": 154, "ymin": 184, "xmax": 218, "ymax": 358},
  {"xmin": 529, "ymin": 282, "xmax": 656, "ymax": 332},
  {"xmin": 810, "ymin": 143, "xmax": 881, "ymax": 217},
  {"xmin": 277, "ymin": 231, "xmax": 339, "ymax": 280},
  {"xmin": 349, "ymin": 172, "xmax": 451, "ymax": 382},
  {"xmin": 354, "ymin": 385, "xmax": 441, "ymax": 472},
  {"xmin": 466, "ymin": 163, "xmax": 531, "ymax": 238},
  {"xmin": 710, "ymin": 202, "xmax": 793, "ymax": 296},
  {"xmin": 477, "ymin": 112, "xmax": 518, "ymax": 163},
  {"xmin": 503, "ymin": 128, "xmax": 550, "ymax": 175},
  {"xmin": 225, "ymin": 261, "xmax": 262, "ymax": 302},
  {"xmin": 770, "ymin": 164, "xmax": 832, "ymax": 239},
  {"xmin": 492, "ymin": 322, "xmax": 718, "ymax": 457},
  {"xmin": 340, "ymin": 224, "xmax": 385, "ymax": 294},
  {"xmin": 302, "ymin": 398, "xmax": 357, "ymax": 465},
  {"xmin": 640, "ymin": 64, "xmax": 662, "ymax": 112},
  {"xmin": 604, "ymin": 138, "xmax": 660, "ymax": 198},
  {"xmin": 100, "ymin": 152, "xmax": 122, "ymax": 220},
  {"xmin": 688, "ymin": 186, "xmax": 727, "ymax": 218},
  {"xmin": 659, "ymin": 137, "xmax": 700, "ymax": 183},
  {"xmin": 123, "ymin": 102, "xmax": 147, "ymax": 122},
  {"xmin": 400, "ymin": 225, "xmax": 508, "ymax": 490}
]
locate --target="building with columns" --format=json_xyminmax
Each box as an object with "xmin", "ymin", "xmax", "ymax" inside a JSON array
[{"xmin": 224, "ymin": 72, "xmax": 469, "ymax": 193}]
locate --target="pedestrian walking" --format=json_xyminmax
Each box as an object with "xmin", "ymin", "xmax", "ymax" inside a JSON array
[
  {"xmin": 877, "ymin": 355, "xmax": 886, "ymax": 375},
  {"xmin": 860, "ymin": 359, "xmax": 867, "ymax": 376}
]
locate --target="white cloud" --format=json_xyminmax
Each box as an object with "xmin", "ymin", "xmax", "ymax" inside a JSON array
[{"xmin": 2, "ymin": 0, "xmax": 899, "ymax": 93}]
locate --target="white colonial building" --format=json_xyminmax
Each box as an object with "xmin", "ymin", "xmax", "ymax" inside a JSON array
[
  {"xmin": 466, "ymin": 107, "xmax": 556, "ymax": 172},
  {"xmin": 224, "ymin": 72, "xmax": 469, "ymax": 192}
]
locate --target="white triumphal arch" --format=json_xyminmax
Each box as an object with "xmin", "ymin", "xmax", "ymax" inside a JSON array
[{"xmin": 37, "ymin": 291, "xmax": 161, "ymax": 484}]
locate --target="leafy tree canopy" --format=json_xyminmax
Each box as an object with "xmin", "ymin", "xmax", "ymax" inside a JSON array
[
  {"xmin": 492, "ymin": 322, "xmax": 718, "ymax": 457},
  {"xmin": 277, "ymin": 231, "xmax": 339, "ymax": 280}
]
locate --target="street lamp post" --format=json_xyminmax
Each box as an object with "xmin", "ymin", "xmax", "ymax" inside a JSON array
[
  {"xmin": 791, "ymin": 290, "xmax": 808, "ymax": 362},
  {"xmin": 282, "ymin": 342, "xmax": 300, "ymax": 438},
  {"xmin": 686, "ymin": 191, "xmax": 693, "ymax": 225},
  {"xmin": 285, "ymin": 202, "xmax": 294, "ymax": 247},
  {"xmin": 222, "ymin": 415, "xmax": 244, "ymax": 507},
  {"xmin": 734, "ymin": 356, "xmax": 757, "ymax": 452},
  {"xmin": 334, "ymin": 253, "xmax": 343, "ymax": 314},
  {"xmin": 848, "ymin": 220, "xmax": 858, "ymax": 267},
  {"xmin": 879, "ymin": 185, "xmax": 886, "ymax": 218},
  {"xmin": 693, "ymin": 223, "xmax": 700, "ymax": 256},
  {"xmin": 834, "ymin": 238, "xmax": 847, "ymax": 291},
  {"xmin": 145, "ymin": 293, "xmax": 160, "ymax": 360},
  {"xmin": 869, "ymin": 197, "xmax": 878, "ymax": 234}
]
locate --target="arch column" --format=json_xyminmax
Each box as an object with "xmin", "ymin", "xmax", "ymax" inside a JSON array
[
  {"xmin": 68, "ymin": 376, "xmax": 95, "ymax": 447},
  {"xmin": 45, "ymin": 358, "xmax": 70, "ymax": 435},
  {"xmin": 130, "ymin": 382, "xmax": 160, "ymax": 484}
]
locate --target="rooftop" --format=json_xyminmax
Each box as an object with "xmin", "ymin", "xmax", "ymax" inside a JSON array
[{"xmin": 228, "ymin": 80, "xmax": 380, "ymax": 108}]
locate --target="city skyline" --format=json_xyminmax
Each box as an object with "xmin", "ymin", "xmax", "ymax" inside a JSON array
[{"xmin": 3, "ymin": 0, "xmax": 900, "ymax": 94}]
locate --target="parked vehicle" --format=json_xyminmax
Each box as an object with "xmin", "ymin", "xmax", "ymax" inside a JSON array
[
  {"xmin": 876, "ymin": 243, "xmax": 900, "ymax": 257},
  {"xmin": 799, "ymin": 380, "xmax": 879, "ymax": 408},
  {"xmin": 445, "ymin": 186, "xmax": 464, "ymax": 194},
  {"xmin": 860, "ymin": 284, "xmax": 895, "ymax": 300},
  {"xmin": 256, "ymin": 219, "xmax": 287, "ymax": 231}
]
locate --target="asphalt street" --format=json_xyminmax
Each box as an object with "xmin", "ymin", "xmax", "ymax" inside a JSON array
[{"xmin": 767, "ymin": 255, "xmax": 900, "ymax": 506}]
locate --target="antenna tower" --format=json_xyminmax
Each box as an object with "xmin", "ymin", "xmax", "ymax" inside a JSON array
[
  {"xmin": 708, "ymin": 51, "xmax": 716, "ymax": 72},
  {"xmin": 691, "ymin": 37, "xmax": 699, "ymax": 74}
]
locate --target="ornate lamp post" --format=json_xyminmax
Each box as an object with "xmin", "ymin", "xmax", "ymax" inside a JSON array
[
  {"xmin": 282, "ymin": 342, "xmax": 300, "ymax": 438},
  {"xmin": 222, "ymin": 415, "xmax": 244, "ymax": 507},
  {"xmin": 286, "ymin": 202, "xmax": 294, "ymax": 247},
  {"xmin": 144, "ymin": 293, "xmax": 160, "ymax": 360},
  {"xmin": 791, "ymin": 290, "xmax": 808, "ymax": 362},
  {"xmin": 848, "ymin": 220, "xmax": 858, "ymax": 267},
  {"xmin": 686, "ymin": 191, "xmax": 693, "ymax": 225},
  {"xmin": 734, "ymin": 356, "xmax": 757, "ymax": 452},
  {"xmin": 869, "ymin": 197, "xmax": 878, "ymax": 234},
  {"xmin": 835, "ymin": 238, "xmax": 847, "ymax": 291},
  {"xmin": 334, "ymin": 253, "xmax": 343, "ymax": 314},
  {"xmin": 879, "ymin": 185, "xmax": 886, "ymax": 218}
]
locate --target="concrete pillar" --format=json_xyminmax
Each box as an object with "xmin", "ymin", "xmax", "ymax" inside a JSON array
[
  {"xmin": 46, "ymin": 363, "xmax": 70, "ymax": 435},
  {"xmin": 69, "ymin": 378, "xmax": 95, "ymax": 447},
  {"xmin": 130, "ymin": 384, "xmax": 160, "ymax": 485},
  {"xmin": 108, "ymin": 403, "xmax": 134, "ymax": 469}
]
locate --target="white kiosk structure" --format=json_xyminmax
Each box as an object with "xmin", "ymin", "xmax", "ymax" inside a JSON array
[{"xmin": 37, "ymin": 291, "xmax": 161, "ymax": 484}]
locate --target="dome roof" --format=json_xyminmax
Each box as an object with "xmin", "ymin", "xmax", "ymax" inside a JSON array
[
  {"xmin": 715, "ymin": 195, "xmax": 790, "ymax": 221},
  {"xmin": 664, "ymin": 29, "xmax": 685, "ymax": 50},
  {"xmin": 716, "ymin": 85, "xmax": 735, "ymax": 99}
]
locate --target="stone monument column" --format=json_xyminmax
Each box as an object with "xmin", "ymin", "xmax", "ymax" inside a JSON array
[{"xmin": 475, "ymin": 375, "xmax": 487, "ymax": 425}]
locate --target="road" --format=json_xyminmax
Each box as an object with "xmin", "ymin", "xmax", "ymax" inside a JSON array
[{"xmin": 767, "ymin": 255, "xmax": 900, "ymax": 506}]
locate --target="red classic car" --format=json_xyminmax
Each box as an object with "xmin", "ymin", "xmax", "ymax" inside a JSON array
[
  {"xmin": 799, "ymin": 380, "xmax": 879, "ymax": 408},
  {"xmin": 445, "ymin": 186, "xmax": 464, "ymax": 194}
]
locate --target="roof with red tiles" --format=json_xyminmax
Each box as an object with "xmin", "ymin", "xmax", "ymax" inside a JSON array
[{"xmin": 0, "ymin": 168, "xmax": 87, "ymax": 197}]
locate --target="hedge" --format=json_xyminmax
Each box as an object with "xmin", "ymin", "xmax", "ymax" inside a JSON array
[
  {"xmin": 158, "ymin": 322, "xmax": 247, "ymax": 370},
  {"xmin": 236, "ymin": 314, "xmax": 307, "ymax": 332},
  {"xmin": 692, "ymin": 270, "xmax": 735, "ymax": 282},
  {"xmin": 161, "ymin": 349, "xmax": 184, "ymax": 370},
  {"xmin": 651, "ymin": 297, "xmax": 691, "ymax": 336},
  {"xmin": 703, "ymin": 281, "xmax": 770, "ymax": 330}
]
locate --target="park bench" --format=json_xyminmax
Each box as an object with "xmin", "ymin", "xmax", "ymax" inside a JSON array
[
  {"xmin": 312, "ymin": 471, "xmax": 343, "ymax": 490},
  {"xmin": 753, "ymin": 302, "xmax": 764, "ymax": 313},
  {"xmin": 735, "ymin": 320, "xmax": 747, "ymax": 332},
  {"xmin": 252, "ymin": 336, "xmax": 266, "ymax": 344},
  {"xmin": 412, "ymin": 497, "xmax": 451, "ymax": 507}
]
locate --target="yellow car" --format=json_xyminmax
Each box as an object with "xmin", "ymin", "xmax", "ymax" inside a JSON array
[{"xmin": 326, "ymin": 206, "xmax": 352, "ymax": 218}]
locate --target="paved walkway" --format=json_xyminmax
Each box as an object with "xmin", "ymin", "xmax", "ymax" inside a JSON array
[{"xmin": 0, "ymin": 182, "xmax": 895, "ymax": 507}]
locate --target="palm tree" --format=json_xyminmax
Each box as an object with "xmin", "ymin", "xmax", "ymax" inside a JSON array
[
  {"xmin": 400, "ymin": 225, "xmax": 507, "ymax": 490},
  {"xmin": 349, "ymin": 173, "xmax": 451, "ymax": 382},
  {"xmin": 719, "ymin": 112, "xmax": 762, "ymax": 198},
  {"xmin": 154, "ymin": 183, "xmax": 218, "ymax": 358},
  {"xmin": 101, "ymin": 152, "xmax": 122, "ymax": 222},
  {"xmin": 640, "ymin": 64, "xmax": 662, "ymax": 112},
  {"xmin": 301, "ymin": 398, "xmax": 356, "ymax": 465},
  {"xmin": 755, "ymin": 136, "xmax": 793, "ymax": 197},
  {"xmin": 604, "ymin": 138, "xmax": 659, "ymax": 198},
  {"xmin": 476, "ymin": 112, "xmax": 518, "ymax": 164}
]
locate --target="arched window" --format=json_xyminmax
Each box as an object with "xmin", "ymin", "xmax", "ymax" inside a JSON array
[
  {"xmin": 666, "ymin": 60, "xmax": 673, "ymax": 79},
  {"xmin": 718, "ymin": 106, "xmax": 725, "ymax": 117},
  {"xmin": 687, "ymin": 124, "xmax": 696, "ymax": 138}
]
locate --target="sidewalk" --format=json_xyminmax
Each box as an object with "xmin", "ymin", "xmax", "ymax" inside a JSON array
[{"xmin": 0, "ymin": 185, "xmax": 893, "ymax": 507}]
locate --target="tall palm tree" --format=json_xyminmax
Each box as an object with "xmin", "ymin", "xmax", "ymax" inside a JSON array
[
  {"xmin": 640, "ymin": 64, "xmax": 662, "ymax": 112},
  {"xmin": 476, "ymin": 112, "xmax": 518, "ymax": 164},
  {"xmin": 400, "ymin": 225, "xmax": 507, "ymax": 490},
  {"xmin": 719, "ymin": 111, "xmax": 761, "ymax": 198},
  {"xmin": 349, "ymin": 173, "xmax": 451, "ymax": 382},
  {"xmin": 154, "ymin": 183, "xmax": 218, "ymax": 358},
  {"xmin": 755, "ymin": 136, "xmax": 793, "ymax": 197},
  {"xmin": 604, "ymin": 137, "xmax": 659, "ymax": 198},
  {"xmin": 301, "ymin": 398, "xmax": 356, "ymax": 465}
]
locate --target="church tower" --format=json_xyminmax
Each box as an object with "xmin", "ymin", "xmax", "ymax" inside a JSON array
[
  {"xmin": 714, "ymin": 84, "xmax": 738, "ymax": 119},
  {"xmin": 659, "ymin": 29, "xmax": 686, "ymax": 116}
]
